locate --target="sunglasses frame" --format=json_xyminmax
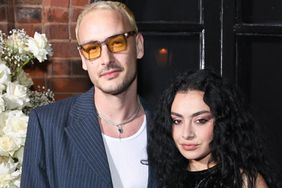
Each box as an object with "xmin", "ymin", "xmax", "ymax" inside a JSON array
[{"xmin": 77, "ymin": 31, "xmax": 137, "ymax": 60}]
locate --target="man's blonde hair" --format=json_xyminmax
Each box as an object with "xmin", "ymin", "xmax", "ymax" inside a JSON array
[{"xmin": 75, "ymin": 1, "xmax": 138, "ymax": 43}]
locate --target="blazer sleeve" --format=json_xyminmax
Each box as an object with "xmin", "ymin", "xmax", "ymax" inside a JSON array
[{"xmin": 20, "ymin": 109, "xmax": 49, "ymax": 188}]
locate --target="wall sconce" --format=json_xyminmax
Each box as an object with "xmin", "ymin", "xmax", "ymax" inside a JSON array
[{"xmin": 155, "ymin": 47, "xmax": 170, "ymax": 65}]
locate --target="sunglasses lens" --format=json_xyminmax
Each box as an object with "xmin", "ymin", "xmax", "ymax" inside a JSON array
[
  {"xmin": 81, "ymin": 42, "xmax": 101, "ymax": 60},
  {"xmin": 79, "ymin": 32, "xmax": 133, "ymax": 60},
  {"xmin": 108, "ymin": 35, "xmax": 127, "ymax": 53}
]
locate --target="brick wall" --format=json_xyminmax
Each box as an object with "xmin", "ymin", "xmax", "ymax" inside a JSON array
[{"xmin": 0, "ymin": 0, "xmax": 92, "ymax": 100}]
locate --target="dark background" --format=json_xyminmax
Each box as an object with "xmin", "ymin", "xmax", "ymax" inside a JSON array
[{"xmin": 93, "ymin": 0, "xmax": 282, "ymax": 183}]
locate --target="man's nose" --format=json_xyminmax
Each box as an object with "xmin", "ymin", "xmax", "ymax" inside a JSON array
[{"xmin": 100, "ymin": 44, "xmax": 114, "ymax": 65}]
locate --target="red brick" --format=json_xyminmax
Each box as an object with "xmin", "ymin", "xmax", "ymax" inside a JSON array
[
  {"xmin": 44, "ymin": 0, "xmax": 69, "ymax": 8},
  {"xmin": 47, "ymin": 77, "xmax": 92, "ymax": 92},
  {"xmin": 16, "ymin": 7, "xmax": 42, "ymax": 23},
  {"xmin": 0, "ymin": 7, "xmax": 7, "ymax": 21},
  {"xmin": 15, "ymin": 23, "xmax": 42, "ymax": 36},
  {"xmin": 44, "ymin": 7, "xmax": 68, "ymax": 23},
  {"xmin": 70, "ymin": 23, "xmax": 77, "ymax": 40},
  {"xmin": 0, "ymin": 24, "xmax": 8, "ymax": 33},
  {"xmin": 24, "ymin": 60, "xmax": 49, "ymax": 78},
  {"xmin": 45, "ymin": 23, "xmax": 69, "ymax": 39},
  {"xmin": 52, "ymin": 41, "xmax": 79, "ymax": 58},
  {"xmin": 30, "ymin": 78, "xmax": 47, "ymax": 89},
  {"xmin": 7, "ymin": 5, "xmax": 15, "ymax": 23},
  {"xmin": 7, "ymin": 23, "xmax": 15, "ymax": 33},
  {"xmin": 50, "ymin": 59, "xmax": 71, "ymax": 76},
  {"xmin": 15, "ymin": 0, "xmax": 42, "ymax": 5},
  {"xmin": 71, "ymin": 7, "xmax": 83, "ymax": 22},
  {"xmin": 71, "ymin": 0, "xmax": 89, "ymax": 7}
]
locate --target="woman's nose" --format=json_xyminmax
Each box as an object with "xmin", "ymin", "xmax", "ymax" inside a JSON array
[{"xmin": 182, "ymin": 121, "xmax": 195, "ymax": 140}]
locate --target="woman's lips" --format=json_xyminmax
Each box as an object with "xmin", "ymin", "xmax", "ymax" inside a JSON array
[{"xmin": 181, "ymin": 144, "xmax": 198, "ymax": 151}]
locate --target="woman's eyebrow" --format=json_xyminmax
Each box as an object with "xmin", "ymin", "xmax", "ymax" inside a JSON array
[{"xmin": 171, "ymin": 110, "xmax": 211, "ymax": 118}]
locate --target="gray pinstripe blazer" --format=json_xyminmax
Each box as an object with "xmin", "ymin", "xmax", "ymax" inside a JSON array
[{"xmin": 21, "ymin": 88, "xmax": 158, "ymax": 188}]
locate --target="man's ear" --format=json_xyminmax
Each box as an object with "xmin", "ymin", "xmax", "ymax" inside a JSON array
[
  {"xmin": 135, "ymin": 33, "xmax": 144, "ymax": 59},
  {"xmin": 78, "ymin": 50, "xmax": 88, "ymax": 70}
]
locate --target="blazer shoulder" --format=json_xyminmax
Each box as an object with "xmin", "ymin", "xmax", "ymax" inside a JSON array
[
  {"xmin": 29, "ymin": 88, "xmax": 94, "ymax": 127},
  {"xmin": 33, "ymin": 95, "xmax": 78, "ymax": 115}
]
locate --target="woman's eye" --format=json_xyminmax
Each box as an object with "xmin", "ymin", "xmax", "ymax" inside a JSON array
[
  {"xmin": 195, "ymin": 119, "xmax": 208, "ymax": 124},
  {"xmin": 172, "ymin": 119, "xmax": 181, "ymax": 125}
]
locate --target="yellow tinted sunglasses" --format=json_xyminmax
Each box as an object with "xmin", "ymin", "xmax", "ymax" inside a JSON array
[{"xmin": 78, "ymin": 31, "xmax": 137, "ymax": 60}]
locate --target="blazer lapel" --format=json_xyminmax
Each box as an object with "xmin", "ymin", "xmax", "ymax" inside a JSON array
[{"xmin": 65, "ymin": 88, "xmax": 112, "ymax": 186}]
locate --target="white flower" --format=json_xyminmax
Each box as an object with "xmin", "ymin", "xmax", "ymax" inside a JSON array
[
  {"xmin": 6, "ymin": 29, "xmax": 29, "ymax": 55},
  {"xmin": 0, "ymin": 96, "xmax": 5, "ymax": 113},
  {"xmin": 0, "ymin": 84, "xmax": 6, "ymax": 95},
  {"xmin": 0, "ymin": 31, "xmax": 4, "ymax": 52},
  {"xmin": 13, "ymin": 147, "xmax": 24, "ymax": 165},
  {"xmin": 3, "ymin": 82, "xmax": 30, "ymax": 110},
  {"xmin": 0, "ymin": 136, "xmax": 19, "ymax": 157},
  {"xmin": 0, "ymin": 64, "xmax": 11, "ymax": 85},
  {"xmin": 0, "ymin": 112, "xmax": 7, "ymax": 135},
  {"xmin": 0, "ymin": 159, "xmax": 21, "ymax": 188},
  {"xmin": 28, "ymin": 32, "xmax": 53, "ymax": 62},
  {"xmin": 15, "ymin": 69, "xmax": 33, "ymax": 88},
  {"xmin": 3, "ymin": 110, "xmax": 28, "ymax": 147},
  {"xmin": 0, "ymin": 29, "xmax": 54, "ymax": 187}
]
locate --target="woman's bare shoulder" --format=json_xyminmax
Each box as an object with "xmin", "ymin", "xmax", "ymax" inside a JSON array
[{"xmin": 242, "ymin": 173, "xmax": 268, "ymax": 188}]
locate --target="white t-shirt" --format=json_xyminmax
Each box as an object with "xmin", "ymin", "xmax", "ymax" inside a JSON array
[{"xmin": 102, "ymin": 115, "xmax": 148, "ymax": 188}]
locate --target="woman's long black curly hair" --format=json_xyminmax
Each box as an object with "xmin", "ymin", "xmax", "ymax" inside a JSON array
[{"xmin": 147, "ymin": 69, "xmax": 276, "ymax": 188}]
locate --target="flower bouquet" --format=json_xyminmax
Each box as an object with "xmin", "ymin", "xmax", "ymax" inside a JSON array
[{"xmin": 0, "ymin": 29, "xmax": 54, "ymax": 187}]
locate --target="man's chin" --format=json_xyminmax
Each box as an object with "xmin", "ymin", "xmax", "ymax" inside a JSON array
[{"xmin": 98, "ymin": 85, "xmax": 127, "ymax": 96}]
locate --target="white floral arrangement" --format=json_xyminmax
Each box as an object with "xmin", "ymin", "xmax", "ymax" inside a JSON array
[{"xmin": 0, "ymin": 29, "xmax": 54, "ymax": 187}]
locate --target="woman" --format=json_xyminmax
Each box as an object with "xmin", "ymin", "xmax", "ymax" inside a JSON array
[{"xmin": 148, "ymin": 70, "xmax": 276, "ymax": 188}]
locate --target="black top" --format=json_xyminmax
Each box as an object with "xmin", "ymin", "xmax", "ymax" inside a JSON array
[{"xmin": 182, "ymin": 165, "xmax": 222, "ymax": 188}]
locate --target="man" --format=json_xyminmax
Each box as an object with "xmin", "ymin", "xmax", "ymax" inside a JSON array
[{"xmin": 21, "ymin": 1, "xmax": 157, "ymax": 187}]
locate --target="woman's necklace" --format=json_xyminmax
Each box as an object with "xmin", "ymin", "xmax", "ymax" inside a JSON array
[{"xmin": 97, "ymin": 98, "xmax": 141, "ymax": 135}]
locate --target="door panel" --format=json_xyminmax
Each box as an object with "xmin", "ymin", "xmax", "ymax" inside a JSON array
[
  {"xmin": 237, "ymin": 36, "xmax": 282, "ymax": 179},
  {"xmin": 126, "ymin": 0, "xmax": 201, "ymax": 22},
  {"xmin": 138, "ymin": 33, "xmax": 201, "ymax": 105},
  {"xmin": 241, "ymin": 0, "xmax": 282, "ymax": 23}
]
